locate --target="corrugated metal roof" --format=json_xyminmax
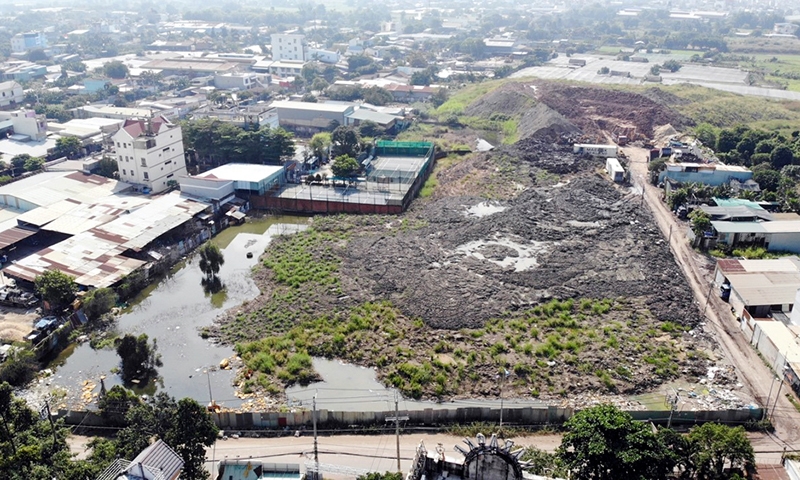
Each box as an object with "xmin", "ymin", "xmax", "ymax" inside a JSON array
[
  {"xmin": 127, "ymin": 439, "xmax": 183, "ymax": 480},
  {"xmin": 753, "ymin": 321, "xmax": 800, "ymax": 364},
  {"xmin": 700, "ymin": 205, "xmax": 772, "ymax": 221},
  {"xmin": 718, "ymin": 256, "xmax": 800, "ymax": 275},
  {"xmin": 0, "ymin": 226, "xmax": 36, "ymax": 249},
  {"xmin": 727, "ymin": 271, "xmax": 800, "ymax": 306},
  {"xmin": 711, "ymin": 221, "xmax": 766, "ymax": 234},
  {"xmin": 4, "ymin": 192, "xmax": 208, "ymax": 288},
  {"xmin": 762, "ymin": 221, "xmax": 800, "ymax": 233},
  {"xmin": 272, "ymin": 100, "xmax": 355, "ymax": 113}
]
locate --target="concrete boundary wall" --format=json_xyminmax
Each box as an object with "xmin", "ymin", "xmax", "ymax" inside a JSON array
[{"xmin": 59, "ymin": 405, "xmax": 763, "ymax": 431}]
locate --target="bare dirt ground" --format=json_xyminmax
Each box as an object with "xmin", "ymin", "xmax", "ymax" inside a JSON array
[
  {"xmin": 0, "ymin": 306, "xmax": 39, "ymax": 342},
  {"xmin": 213, "ymin": 81, "xmax": 765, "ymax": 411}
]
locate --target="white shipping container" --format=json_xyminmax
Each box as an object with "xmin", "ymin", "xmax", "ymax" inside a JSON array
[{"xmin": 606, "ymin": 157, "xmax": 625, "ymax": 183}]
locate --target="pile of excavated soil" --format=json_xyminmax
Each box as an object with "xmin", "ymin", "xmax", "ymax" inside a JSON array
[
  {"xmin": 517, "ymin": 103, "xmax": 581, "ymax": 141},
  {"xmin": 534, "ymin": 82, "xmax": 690, "ymax": 139},
  {"xmin": 463, "ymin": 82, "xmax": 581, "ymax": 142},
  {"xmin": 640, "ymin": 87, "xmax": 691, "ymax": 107},
  {"xmin": 341, "ymin": 145, "xmax": 697, "ymax": 330},
  {"xmin": 463, "ymin": 82, "xmax": 537, "ymax": 118}
]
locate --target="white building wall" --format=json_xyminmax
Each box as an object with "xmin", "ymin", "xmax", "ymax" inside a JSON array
[
  {"xmin": 271, "ymin": 34, "xmax": 307, "ymax": 62},
  {"xmin": 0, "ymin": 82, "xmax": 24, "ymax": 108},
  {"xmin": 767, "ymin": 232, "xmax": 800, "ymax": 254},
  {"xmin": 113, "ymin": 123, "xmax": 188, "ymax": 194},
  {"xmin": 0, "ymin": 110, "xmax": 47, "ymax": 140},
  {"xmin": 178, "ymin": 176, "xmax": 235, "ymax": 202},
  {"xmin": 787, "ymin": 460, "xmax": 800, "ymax": 480},
  {"xmin": 10, "ymin": 32, "xmax": 48, "ymax": 53},
  {"xmin": 792, "ymin": 289, "xmax": 800, "ymax": 326}
]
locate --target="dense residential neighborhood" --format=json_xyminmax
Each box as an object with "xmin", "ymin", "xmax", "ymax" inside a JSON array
[{"xmin": 4, "ymin": 0, "xmax": 800, "ymax": 479}]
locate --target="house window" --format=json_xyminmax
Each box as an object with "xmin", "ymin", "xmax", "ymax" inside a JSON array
[
  {"xmin": 116, "ymin": 142, "xmax": 120, "ymax": 147},
  {"xmin": 141, "ymin": 158, "xmax": 146, "ymax": 167},
  {"xmin": 122, "ymin": 169, "xmax": 126, "ymax": 175},
  {"xmin": 143, "ymin": 172, "xmax": 149, "ymax": 180}
]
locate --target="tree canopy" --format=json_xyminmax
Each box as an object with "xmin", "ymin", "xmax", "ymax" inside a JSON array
[
  {"xmin": 55, "ymin": 136, "xmax": 82, "ymax": 159},
  {"xmin": 82, "ymin": 287, "xmax": 118, "ymax": 321},
  {"xmin": 331, "ymin": 155, "xmax": 360, "ymax": 178},
  {"xmin": 34, "ymin": 270, "xmax": 77, "ymax": 312},
  {"xmin": 182, "ymin": 119, "xmax": 295, "ymax": 168},
  {"xmin": 115, "ymin": 333, "xmax": 162, "ymax": 383},
  {"xmin": 103, "ymin": 61, "xmax": 129, "ymax": 79},
  {"xmin": 331, "ymin": 126, "xmax": 363, "ymax": 158},
  {"xmin": 198, "ymin": 242, "xmax": 225, "ymax": 277},
  {"xmin": 557, "ymin": 404, "xmax": 674, "ymax": 480},
  {"xmin": 116, "ymin": 393, "xmax": 218, "ymax": 480}
]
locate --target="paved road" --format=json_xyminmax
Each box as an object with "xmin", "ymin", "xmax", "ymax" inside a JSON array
[
  {"xmin": 512, "ymin": 53, "xmax": 800, "ymax": 101},
  {"xmin": 623, "ymin": 145, "xmax": 800, "ymax": 450},
  {"xmin": 67, "ymin": 429, "xmax": 788, "ymax": 477}
]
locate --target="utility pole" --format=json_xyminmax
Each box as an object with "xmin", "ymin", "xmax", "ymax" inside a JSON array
[
  {"xmin": 395, "ymin": 393, "xmax": 401, "ymax": 472},
  {"xmin": 766, "ymin": 375, "xmax": 779, "ymax": 418},
  {"xmin": 385, "ymin": 392, "xmax": 408, "ymax": 473},
  {"xmin": 499, "ymin": 375, "xmax": 505, "ymax": 428},
  {"xmin": 667, "ymin": 389, "xmax": 679, "ymax": 429},
  {"xmin": 702, "ymin": 282, "xmax": 714, "ymax": 318},
  {"xmin": 771, "ymin": 363, "xmax": 788, "ymax": 422},
  {"xmin": 42, "ymin": 400, "xmax": 58, "ymax": 454},
  {"xmin": 313, "ymin": 392, "xmax": 319, "ymax": 465}
]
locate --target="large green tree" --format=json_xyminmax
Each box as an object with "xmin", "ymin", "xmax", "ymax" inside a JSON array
[
  {"xmin": 115, "ymin": 333, "xmax": 162, "ymax": 383},
  {"xmin": 103, "ymin": 61, "xmax": 129, "ymax": 79},
  {"xmin": 557, "ymin": 404, "xmax": 674, "ymax": 480},
  {"xmin": 330, "ymin": 126, "xmax": 363, "ymax": 158},
  {"xmin": 688, "ymin": 423, "xmax": 754, "ymax": 480},
  {"xmin": 331, "ymin": 155, "xmax": 360, "ymax": 178},
  {"xmin": 82, "ymin": 287, "xmax": 118, "ymax": 321},
  {"xmin": 55, "ymin": 136, "xmax": 82, "ymax": 159},
  {"xmin": 198, "ymin": 243, "xmax": 225, "ymax": 277},
  {"xmin": 117, "ymin": 393, "xmax": 218, "ymax": 480},
  {"xmin": 0, "ymin": 382, "xmax": 115, "ymax": 479},
  {"xmin": 34, "ymin": 270, "xmax": 78, "ymax": 312}
]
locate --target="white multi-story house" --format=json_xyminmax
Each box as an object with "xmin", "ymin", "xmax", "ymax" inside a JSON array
[
  {"xmin": 0, "ymin": 81, "xmax": 24, "ymax": 108},
  {"xmin": 112, "ymin": 115, "xmax": 187, "ymax": 194},
  {"xmin": 0, "ymin": 109, "xmax": 47, "ymax": 141},
  {"xmin": 10, "ymin": 32, "xmax": 48, "ymax": 53},
  {"xmin": 271, "ymin": 33, "xmax": 307, "ymax": 62}
]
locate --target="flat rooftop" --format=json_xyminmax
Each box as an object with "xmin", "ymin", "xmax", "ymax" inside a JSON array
[
  {"xmin": 271, "ymin": 100, "xmax": 354, "ymax": 113},
  {"xmin": 197, "ymin": 163, "xmax": 284, "ymax": 183},
  {"xmin": 712, "ymin": 220, "xmax": 800, "ymax": 234},
  {"xmin": 0, "ymin": 137, "xmax": 56, "ymax": 158}
]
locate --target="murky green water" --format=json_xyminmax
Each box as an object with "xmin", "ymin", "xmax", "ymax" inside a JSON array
[{"xmin": 37, "ymin": 216, "xmax": 309, "ymax": 408}]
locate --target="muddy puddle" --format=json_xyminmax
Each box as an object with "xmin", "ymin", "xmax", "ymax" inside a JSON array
[
  {"xmin": 25, "ymin": 216, "xmax": 309, "ymax": 410},
  {"xmin": 286, "ymin": 358, "xmax": 544, "ymax": 412}
]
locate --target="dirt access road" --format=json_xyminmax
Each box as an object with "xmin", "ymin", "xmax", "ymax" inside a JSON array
[{"xmin": 623, "ymin": 145, "xmax": 800, "ymax": 448}]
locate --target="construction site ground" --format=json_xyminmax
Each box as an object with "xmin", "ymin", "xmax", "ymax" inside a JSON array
[
  {"xmin": 0, "ymin": 306, "xmax": 39, "ymax": 342},
  {"xmin": 212, "ymin": 81, "xmax": 775, "ymax": 414}
]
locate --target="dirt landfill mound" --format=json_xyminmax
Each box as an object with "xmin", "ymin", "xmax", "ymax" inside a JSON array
[{"xmin": 344, "ymin": 143, "xmax": 697, "ymax": 330}]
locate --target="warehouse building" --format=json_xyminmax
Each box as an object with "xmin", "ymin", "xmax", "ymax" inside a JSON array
[{"xmin": 271, "ymin": 101, "xmax": 355, "ymax": 134}]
